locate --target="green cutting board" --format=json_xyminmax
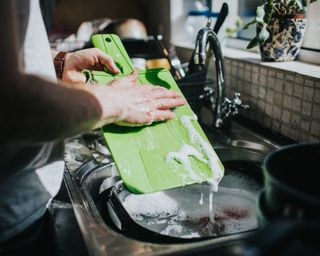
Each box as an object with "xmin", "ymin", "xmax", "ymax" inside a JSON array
[{"xmin": 89, "ymin": 34, "xmax": 224, "ymax": 193}]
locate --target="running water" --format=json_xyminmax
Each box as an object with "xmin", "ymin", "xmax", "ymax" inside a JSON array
[
  {"xmin": 209, "ymin": 189, "xmax": 216, "ymax": 223},
  {"xmin": 199, "ymin": 184, "xmax": 204, "ymax": 205}
]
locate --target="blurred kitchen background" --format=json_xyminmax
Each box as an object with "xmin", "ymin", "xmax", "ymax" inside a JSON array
[{"xmin": 41, "ymin": 0, "xmax": 320, "ymax": 143}]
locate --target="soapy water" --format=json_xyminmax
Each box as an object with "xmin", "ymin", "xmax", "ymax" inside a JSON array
[{"xmin": 121, "ymin": 182, "xmax": 259, "ymax": 239}]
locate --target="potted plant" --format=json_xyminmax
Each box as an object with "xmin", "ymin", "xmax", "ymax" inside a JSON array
[{"xmin": 244, "ymin": 0, "xmax": 318, "ymax": 61}]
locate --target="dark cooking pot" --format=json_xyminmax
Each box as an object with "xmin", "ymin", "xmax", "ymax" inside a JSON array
[{"xmin": 262, "ymin": 143, "xmax": 320, "ymax": 220}]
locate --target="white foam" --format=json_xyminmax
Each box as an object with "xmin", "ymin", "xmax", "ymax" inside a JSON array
[
  {"xmin": 166, "ymin": 115, "xmax": 224, "ymax": 192},
  {"xmin": 166, "ymin": 144, "xmax": 207, "ymax": 183},
  {"xmin": 121, "ymin": 185, "xmax": 258, "ymax": 239},
  {"xmin": 123, "ymin": 191, "xmax": 180, "ymax": 218}
]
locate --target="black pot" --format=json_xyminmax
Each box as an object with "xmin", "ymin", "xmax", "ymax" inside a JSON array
[{"xmin": 263, "ymin": 143, "xmax": 320, "ymax": 220}]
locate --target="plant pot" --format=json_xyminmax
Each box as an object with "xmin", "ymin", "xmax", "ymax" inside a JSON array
[{"xmin": 258, "ymin": 16, "xmax": 307, "ymax": 62}]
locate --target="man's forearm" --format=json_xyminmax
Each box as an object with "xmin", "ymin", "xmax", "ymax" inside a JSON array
[{"xmin": 0, "ymin": 74, "xmax": 103, "ymax": 145}]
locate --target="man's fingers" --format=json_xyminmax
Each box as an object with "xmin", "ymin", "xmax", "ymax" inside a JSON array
[
  {"xmin": 127, "ymin": 71, "xmax": 138, "ymax": 82},
  {"xmin": 152, "ymin": 110, "xmax": 175, "ymax": 122},
  {"xmin": 150, "ymin": 86, "xmax": 182, "ymax": 99},
  {"xmin": 95, "ymin": 49, "xmax": 120, "ymax": 74},
  {"xmin": 154, "ymin": 98, "xmax": 187, "ymax": 110},
  {"xmin": 108, "ymin": 72, "xmax": 138, "ymax": 88}
]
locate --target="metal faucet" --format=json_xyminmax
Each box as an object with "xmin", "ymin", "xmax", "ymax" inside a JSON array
[{"xmin": 188, "ymin": 18, "xmax": 249, "ymax": 128}]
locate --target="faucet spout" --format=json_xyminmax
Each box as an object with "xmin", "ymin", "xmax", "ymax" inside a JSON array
[{"xmin": 189, "ymin": 25, "xmax": 226, "ymax": 128}]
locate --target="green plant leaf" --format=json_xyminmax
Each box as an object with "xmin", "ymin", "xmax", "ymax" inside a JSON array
[
  {"xmin": 243, "ymin": 18, "xmax": 256, "ymax": 29},
  {"xmin": 263, "ymin": 1, "xmax": 274, "ymax": 23},
  {"xmin": 247, "ymin": 37, "xmax": 259, "ymax": 49},
  {"xmin": 257, "ymin": 25, "xmax": 270, "ymax": 44},
  {"xmin": 256, "ymin": 5, "xmax": 266, "ymax": 24},
  {"xmin": 295, "ymin": 0, "xmax": 304, "ymax": 9}
]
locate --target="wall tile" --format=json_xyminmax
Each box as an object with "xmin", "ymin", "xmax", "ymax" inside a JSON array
[
  {"xmin": 266, "ymin": 103, "xmax": 273, "ymax": 116},
  {"xmin": 300, "ymin": 119, "xmax": 310, "ymax": 132},
  {"xmin": 311, "ymin": 121, "xmax": 320, "ymax": 136},
  {"xmin": 312, "ymin": 104, "xmax": 320, "ymax": 119},
  {"xmin": 283, "ymin": 95, "xmax": 293, "ymax": 109},
  {"xmin": 251, "ymin": 84, "xmax": 258, "ymax": 98},
  {"xmin": 305, "ymin": 79, "xmax": 314, "ymax": 87},
  {"xmin": 274, "ymin": 92, "xmax": 283, "ymax": 107},
  {"xmin": 252, "ymin": 72, "xmax": 259, "ymax": 84},
  {"xmin": 275, "ymin": 78, "xmax": 284, "ymax": 92},
  {"xmin": 245, "ymin": 70, "xmax": 251, "ymax": 82},
  {"xmin": 293, "ymin": 84, "xmax": 303, "ymax": 97},
  {"xmin": 302, "ymin": 101, "xmax": 312, "ymax": 116},
  {"xmin": 292, "ymin": 98, "xmax": 302, "ymax": 112},
  {"xmin": 282, "ymin": 110, "xmax": 291, "ymax": 123},
  {"xmin": 281, "ymin": 124, "xmax": 291, "ymax": 136},
  {"xmin": 276, "ymin": 73, "xmax": 284, "ymax": 79},
  {"xmin": 258, "ymin": 86, "xmax": 266, "ymax": 99},
  {"xmin": 264, "ymin": 116, "xmax": 272, "ymax": 127},
  {"xmin": 267, "ymin": 77, "xmax": 275, "ymax": 89},
  {"xmin": 224, "ymin": 56, "xmax": 320, "ymax": 142},
  {"xmin": 252, "ymin": 66, "xmax": 259, "ymax": 73},
  {"xmin": 260, "ymin": 68, "xmax": 268, "ymax": 75},
  {"xmin": 308, "ymin": 136, "xmax": 320, "ymax": 143},
  {"xmin": 237, "ymin": 68, "xmax": 243, "ymax": 80},
  {"xmin": 259, "ymin": 74, "xmax": 267, "ymax": 86},
  {"xmin": 285, "ymin": 74, "xmax": 294, "ymax": 82},
  {"xmin": 303, "ymin": 87, "xmax": 314, "ymax": 102},
  {"xmin": 315, "ymin": 89, "xmax": 320, "ymax": 101},
  {"xmin": 294, "ymin": 75, "xmax": 304, "ymax": 85},
  {"xmin": 268, "ymin": 70, "xmax": 276, "ymax": 77},
  {"xmin": 284, "ymin": 82, "xmax": 293, "ymax": 96},
  {"xmin": 273, "ymin": 106, "xmax": 282, "ymax": 121},
  {"xmin": 266, "ymin": 90, "xmax": 274, "ymax": 104}
]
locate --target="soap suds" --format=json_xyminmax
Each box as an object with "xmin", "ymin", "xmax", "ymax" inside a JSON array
[
  {"xmin": 166, "ymin": 144, "xmax": 207, "ymax": 183},
  {"xmin": 166, "ymin": 115, "xmax": 224, "ymax": 192}
]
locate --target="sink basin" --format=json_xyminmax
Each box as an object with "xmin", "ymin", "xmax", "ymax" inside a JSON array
[
  {"xmin": 202, "ymin": 119, "xmax": 283, "ymax": 154},
  {"xmin": 215, "ymin": 147, "xmax": 265, "ymax": 163},
  {"xmin": 63, "ymin": 117, "xmax": 289, "ymax": 256},
  {"xmin": 229, "ymin": 140, "xmax": 271, "ymax": 152},
  {"xmin": 214, "ymin": 147, "xmax": 264, "ymax": 194}
]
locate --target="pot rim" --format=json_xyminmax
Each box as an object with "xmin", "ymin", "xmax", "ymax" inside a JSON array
[{"xmin": 263, "ymin": 143, "xmax": 320, "ymax": 207}]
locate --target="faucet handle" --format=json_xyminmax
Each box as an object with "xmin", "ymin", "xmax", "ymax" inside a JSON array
[
  {"xmin": 206, "ymin": 17, "xmax": 213, "ymax": 28},
  {"xmin": 232, "ymin": 92, "xmax": 249, "ymax": 110},
  {"xmin": 223, "ymin": 92, "xmax": 249, "ymax": 117}
]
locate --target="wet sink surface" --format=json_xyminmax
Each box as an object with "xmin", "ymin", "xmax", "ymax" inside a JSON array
[{"xmin": 202, "ymin": 118, "xmax": 288, "ymax": 154}]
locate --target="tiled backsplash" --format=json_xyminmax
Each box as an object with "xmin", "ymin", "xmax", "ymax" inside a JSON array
[{"xmin": 224, "ymin": 58, "xmax": 320, "ymax": 142}]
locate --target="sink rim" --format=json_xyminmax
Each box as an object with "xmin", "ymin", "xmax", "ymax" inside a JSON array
[{"xmin": 214, "ymin": 146, "xmax": 267, "ymax": 164}]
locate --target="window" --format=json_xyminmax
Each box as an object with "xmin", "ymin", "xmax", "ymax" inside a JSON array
[
  {"xmin": 303, "ymin": 1, "xmax": 320, "ymax": 51},
  {"xmin": 227, "ymin": 0, "xmax": 320, "ymax": 65}
]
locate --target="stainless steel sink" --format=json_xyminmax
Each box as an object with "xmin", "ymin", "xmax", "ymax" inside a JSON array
[
  {"xmin": 63, "ymin": 117, "xmax": 291, "ymax": 256},
  {"xmin": 229, "ymin": 140, "xmax": 270, "ymax": 152},
  {"xmin": 202, "ymin": 119, "xmax": 287, "ymax": 161},
  {"xmin": 215, "ymin": 147, "xmax": 265, "ymax": 163}
]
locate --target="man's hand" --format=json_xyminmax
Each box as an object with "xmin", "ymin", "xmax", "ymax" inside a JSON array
[
  {"xmin": 62, "ymin": 48, "xmax": 120, "ymax": 83},
  {"xmin": 90, "ymin": 71, "xmax": 187, "ymax": 127}
]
